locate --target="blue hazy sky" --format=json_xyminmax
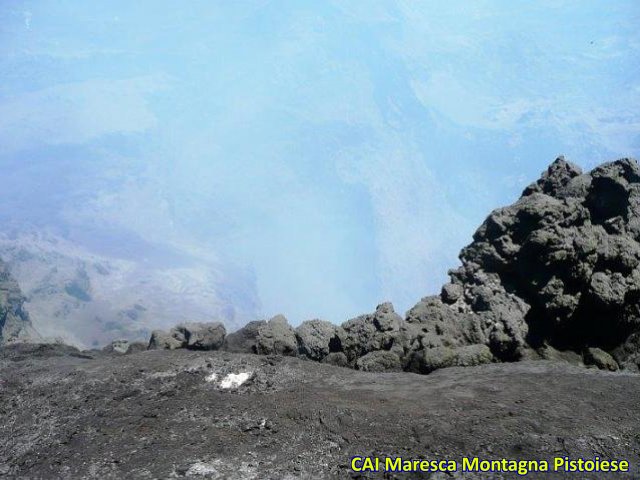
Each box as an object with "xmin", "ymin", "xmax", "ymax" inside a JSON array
[{"xmin": 1, "ymin": 1, "xmax": 639, "ymax": 325}]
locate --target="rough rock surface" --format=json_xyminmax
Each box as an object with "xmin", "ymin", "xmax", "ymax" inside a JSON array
[
  {"xmin": 584, "ymin": 347, "xmax": 619, "ymax": 371},
  {"xmin": 223, "ymin": 320, "xmax": 266, "ymax": 353},
  {"xmin": 404, "ymin": 157, "xmax": 640, "ymax": 371},
  {"xmin": 0, "ymin": 259, "xmax": 39, "ymax": 344},
  {"xmin": 295, "ymin": 319, "xmax": 345, "ymax": 361},
  {"xmin": 148, "ymin": 322, "xmax": 226, "ymax": 351},
  {"xmin": 102, "ymin": 339, "xmax": 131, "ymax": 354},
  {"xmin": 148, "ymin": 329, "xmax": 184, "ymax": 350},
  {"xmin": 224, "ymin": 315, "xmax": 298, "ymax": 356},
  {"xmin": 176, "ymin": 322, "xmax": 227, "ymax": 350},
  {"xmin": 614, "ymin": 333, "xmax": 640, "ymax": 372},
  {"xmin": 253, "ymin": 315, "xmax": 298, "ymax": 356},
  {"xmin": 355, "ymin": 350, "xmax": 402, "ymax": 372},
  {"xmin": 341, "ymin": 302, "xmax": 407, "ymax": 364},
  {"xmin": 321, "ymin": 351, "xmax": 349, "ymax": 367},
  {"xmin": 0, "ymin": 345, "xmax": 638, "ymax": 479}
]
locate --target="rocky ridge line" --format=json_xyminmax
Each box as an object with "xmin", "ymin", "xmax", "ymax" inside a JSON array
[{"xmin": 138, "ymin": 157, "xmax": 640, "ymax": 374}]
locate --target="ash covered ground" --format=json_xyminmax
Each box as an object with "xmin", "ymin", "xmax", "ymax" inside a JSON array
[{"xmin": 1, "ymin": 344, "xmax": 639, "ymax": 480}]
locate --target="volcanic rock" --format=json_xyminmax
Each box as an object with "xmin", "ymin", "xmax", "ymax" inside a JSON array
[
  {"xmin": 223, "ymin": 320, "xmax": 266, "ymax": 353},
  {"xmin": 148, "ymin": 329, "xmax": 184, "ymax": 350},
  {"xmin": 321, "ymin": 352, "xmax": 349, "ymax": 367},
  {"xmin": 254, "ymin": 315, "xmax": 298, "ymax": 356},
  {"xmin": 355, "ymin": 350, "xmax": 402, "ymax": 372},
  {"xmin": 102, "ymin": 339, "xmax": 130, "ymax": 354},
  {"xmin": 146, "ymin": 157, "xmax": 640, "ymax": 375},
  {"xmin": 295, "ymin": 319, "xmax": 345, "ymax": 361},
  {"xmin": 224, "ymin": 315, "xmax": 297, "ymax": 356},
  {"xmin": 0, "ymin": 258, "xmax": 39, "ymax": 344},
  {"xmin": 148, "ymin": 322, "xmax": 226, "ymax": 351},
  {"xmin": 404, "ymin": 157, "xmax": 640, "ymax": 371},
  {"xmin": 583, "ymin": 347, "xmax": 619, "ymax": 371},
  {"xmin": 408, "ymin": 344, "xmax": 494, "ymax": 374},
  {"xmin": 614, "ymin": 333, "xmax": 640, "ymax": 372},
  {"xmin": 176, "ymin": 322, "xmax": 226, "ymax": 350},
  {"xmin": 340, "ymin": 302, "xmax": 407, "ymax": 364}
]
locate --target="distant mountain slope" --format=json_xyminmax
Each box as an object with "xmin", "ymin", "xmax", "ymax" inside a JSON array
[{"xmin": 0, "ymin": 230, "xmax": 259, "ymax": 348}]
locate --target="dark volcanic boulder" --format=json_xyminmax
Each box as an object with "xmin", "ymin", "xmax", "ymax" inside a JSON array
[
  {"xmin": 223, "ymin": 320, "xmax": 266, "ymax": 353},
  {"xmin": 148, "ymin": 322, "xmax": 226, "ymax": 351},
  {"xmin": 404, "ymin": 156, "xmax": 640, "ymax": 370},
  {"xmin": 583, "ymin": 347, "xmax": 618, "ymax": 371},
  {"xmin": 341, "ymin": 303, "xmax": 408, "ymax": 364},
  {"xmin": 0, "ymin": 259, "xmax": 39, "ymax": 344},
  {"xmin": 407, "ymin": 344, "xmax": 494, "ymax": 374},
  {"xmin": 355, "ymin": 350, "xmax": 402, "ymax": 372},
  {"xmin": 148, "ymin": 329, "xmax": 184, "ymax": 350},
  {"xmin": 176, "ymin": 322, "xmax": 226, "ymax": 350},
  {"xmin": 403, "ymin": 295, "xmax": 494, "ymax": 370},
  {"xmin": 295, "ymin": 319, "xmax": 345, "ymax": 361},
  {"xmin": 613, "ymin": 333, "xmax": 640, "ymax": 372},
  {"xmin": 321, "ymin": 352, "xmax": 349, "ymax": 367},
  {"xmin": 224, "ymin": 315, "xmax": 298, "ymax": 356},
  {"xmin": 254, "ymin": 315, "xmax": 298, "ymax": 356}
]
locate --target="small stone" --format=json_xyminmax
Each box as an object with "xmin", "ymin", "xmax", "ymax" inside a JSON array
[{"xmin": 583, "ymin": 348, "xmax": 619, "ymax": 371}]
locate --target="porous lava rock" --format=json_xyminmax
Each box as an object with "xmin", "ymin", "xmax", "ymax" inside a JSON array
[
  {"xmin": 254, "ymin": 315, "xmax": 298, "ymax": 356},
  {"xmin": 355, "ymin": 350, "xmax": 402, "ymax": 372},
  {"xmin": 148, "ymin": 329, "xmax": 184, "ymax": 350},
  {"xmin": 406, "ymin": 156, "xmax": 640, "ymax": 371},
  {"xmin": 148, "ymin": 322, "xmax": 226, "ymax": 351},
  {"xmin": 321, "ymin": 352, "xmax": 349, "ymax": 367},
  {"xmin": 295, "ymin": 319, "xmax": 345, "ymax": 361},
  {"xmin": 224, "ymin": 315, "xmax": 298, "ymax": 356},
  {"xmin": 583, "ymin": 347, "xmax": 618, "ymax": 371},
  {"xmin": 340, "ymin": 302, "xmax": 407, "ymax": 365},
  {"xmin": 178, "ymin": 322, "xmax": 226, "ymax": 350},
  {"xmin": 223, "ymin": 320, "xmax": 264, "ymax": 353}
]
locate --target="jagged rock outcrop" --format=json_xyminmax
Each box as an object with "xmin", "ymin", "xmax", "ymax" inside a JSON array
[
  {"xmin": 143, "ymin": 157, "xmax": 640, "ymax": 374},
  {"xmin": 0, "ymin": 259, "xmax": 39, "ymax": 344},
  {"xmin": 405, "ymin": 157, "xmax": 640, "ymax": 371}
]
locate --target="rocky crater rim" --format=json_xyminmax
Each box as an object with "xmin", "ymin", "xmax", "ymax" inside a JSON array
[{"xmin": 3, "ymin": 156, "xmax": 640, "ymax": 376}]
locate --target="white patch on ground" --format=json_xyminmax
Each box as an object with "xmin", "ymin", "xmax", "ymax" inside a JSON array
[
  {"xmin": 219, "ymin": 372, "xmax": 252, "ymax": 389},
  {"xmin": 204, "ymin": 372, "xmax": 218, "ymax": 383},
  {"xmin": 182, "ymin": 459, "xmax": 259, "ymax": 479},
  {"xmin": 186, "ymin": 460, "xmax": 220, "ymax": 476}
]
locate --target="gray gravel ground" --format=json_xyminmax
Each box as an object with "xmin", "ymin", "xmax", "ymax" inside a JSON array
[{"xmin": 1, "ymin": 344, "xmax": 639, "ymax": 479}]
